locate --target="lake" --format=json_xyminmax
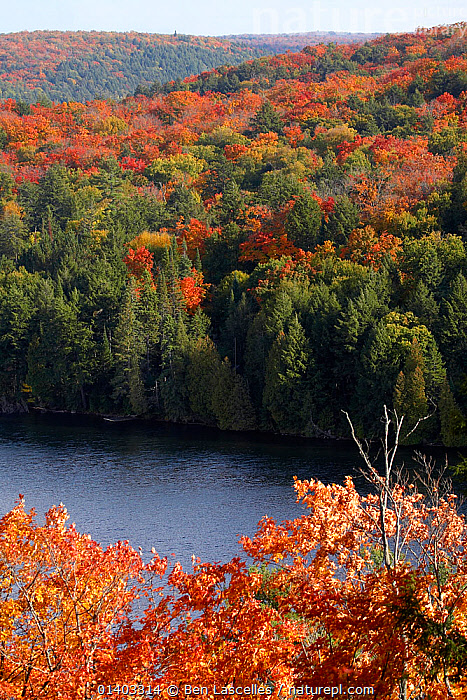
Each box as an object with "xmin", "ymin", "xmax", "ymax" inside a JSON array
[{"xmin": 0, "ymin": 413, "xmax": 461, "ymax": 569}]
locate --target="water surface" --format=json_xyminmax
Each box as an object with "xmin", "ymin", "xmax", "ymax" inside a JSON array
[{"xmin": 0, "ymin": 414, "xmax": 460, "ymax": 568}]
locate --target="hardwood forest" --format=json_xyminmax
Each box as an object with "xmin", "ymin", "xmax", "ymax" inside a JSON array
[
  {"xmin": 0, "ymin": 24, "xmax": 466, "ymax": 445},
  {"xmin": 1, "ymin": 21, "xmax": 467, "ymax": 698},
  {"xmin": 0, "ymin": 30, "xmax": 377, "ymax": 103}
]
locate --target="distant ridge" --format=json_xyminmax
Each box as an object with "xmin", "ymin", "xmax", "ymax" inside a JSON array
[
  {"xmin": 0, "ymin": 29, "xmax": 379, "ymax": 103},
  {"xmin": 220, "ymin": 31, "xmax": 381, "ymax": 54}
]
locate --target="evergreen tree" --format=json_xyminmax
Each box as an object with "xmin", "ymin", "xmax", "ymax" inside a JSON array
[
  {"xmin": 138, "ymin": 271, "xmax": 161, "ymax": 372},
  {"xmin": 220, "ymin": 291, "xmax": 253, "ymax": 372},
  {"xmin": 285, "ymin": 194, "xmax": 322, "ymax": 251},
  {"xmin": 264, "ymin": 287, "xmax": 293, "ymax": 339},
  {"xmin": 302, "ymin": 283, "xmax": 342, "ymax": 435},
  {"xmin": 26, "ymin": 284, "xmax": 94, "ymax": 410},
  {"xmin": 263, "ymin": 315, "xmax": 312, "ymax": 434},
  {"xmin": 393, "ymin": 340, "xmax": 429, "ymax": 443},
  {"xmin": 0, "ymin": 208, "xmax": 28, "ymax": 260},
  {"xmin": 360, "ymin": 312, "xmax": 445, "ymax": 436},
  {"xmin": 112, "ymin": 281, "xmax": 146, "ymax": 415},
  {"xmin": 439, "ymin": 274, "xmax": 467, "ymax": 410},
  {"xmin": 194, "ymin": 248, "xmax": 202, "ymax": 272},
  {"xmin": 35, "ymin": 165, "xmax": 74, "ymax": 230},
  {"xmin": 320, "ymin": 195, "xmax": 359, "ymax": 246},
  {"xmin": 159, "ymin": 315, "xmax": 190, "ymax": 422},
  {"xmin": 185, "ymin": 337, "xmax": 220, "ymax": 423},
  {"xmin": 212, "ymin": 358, "xmax": 256, "ymax": 431},
  {"xmin": 438, "ymin": 379, "xmax": 467, "ymax": 447},
  {"xmin": 87, "ymin": 326, "xmax": 115, "ymax": 413},
  {"xmin": 250, "ymin": 101, "xmax": 283, "ymax": 135},
  {"xmin": 334, "ymin": 273, "xmax": 390, "ymax": 414},
  {"xmin": 244, "ymin": 314, "xmax": 270, "ymax": 421},
  {"xmin": 0, "ymin": 270, "xmax": 38, "ymax": 400},
  {"xmin": 406, "ymin": 281, "xmax": 440, "ymax": 328}
]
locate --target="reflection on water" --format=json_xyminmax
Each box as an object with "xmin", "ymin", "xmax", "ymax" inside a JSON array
[{"xmin": 0, "ymin": 414, "xmax": 461, "ymax": 568}]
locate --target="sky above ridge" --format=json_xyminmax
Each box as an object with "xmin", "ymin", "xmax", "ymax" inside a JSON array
[{"xmin": 2, "ymin": 0, "xmax": 466, "ymax": 36}]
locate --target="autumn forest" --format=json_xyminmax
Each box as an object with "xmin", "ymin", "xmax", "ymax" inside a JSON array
[{"xmin": 1, "ymin": 22, "xmax": 467, "ymax": 698}]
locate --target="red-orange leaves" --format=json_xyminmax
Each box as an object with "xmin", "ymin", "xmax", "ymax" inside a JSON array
[
  {"xmin": 123, "ymin": 246, "xmax": 154, "ymax": 281},
  {"xmin": 241, "ymin": 474, "xmax": 467, "ymax": 697},
  {"xmin": 2, "ymin": 471, "xmax": 467, "ymax": 698},
  {"xmin": 340, "ymin": 225, "xmax": 402, "ymax": 268},
  {"xmin": 0, "ymin": 499, "xmax": 152, "ymax": 699},
  {"xmin": 180, "ymin": 269, "xmax": 208, "ymax": 314},
  {"xmin": 174, "ymin": 217, "xmax": 218, "ymax": 257},
  {"xmin": 239, "ymin": 204, "xmax": 299, "ymax": 263}
]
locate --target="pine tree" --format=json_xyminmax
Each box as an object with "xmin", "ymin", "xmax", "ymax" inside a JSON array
[
  {"xmin": 244, "ymin": 314, "xmax": 270, "ymax": 420},
  {"xmin": 25, "ymin": 282, "xmax": 95, "ymax": 411},
  {"xmin": 320, "ymin": 194, "xmax": 359, "ymax": 246},
  {"xmin": 264, "ymin": 287, "xmax": 293, "ymax": 339},
  {"xmin": 194, "ymin": 247, "xmax": 202, "ymax": 272},
  {"xmin": 88, "ymin": 326, "xmax": 114, "ymax": 413},
  {"xmin": 406, "ymin": 281, "xmax": 439, "ymax": 328},
  {"xmin": 220, "ymin": 292, "xmax": 253, "ymax": 371},
  {"xmin": 159, "ymin": 315, "xmax": 190, "ymax": 422},
  {"xmin": 0, "ymin": 208, "xmax": 28, "ymax": 260},
  {"xmin": 138, "ymin": 271, "xmax": 161, "ymax": 373},
  {"xmin": 178, "ymin": 238, "xmax": 192, "ymax": 277},
  {"xmin": 393, "ymin": 339, "xmax": 428, "ymax": 443},
  {"xmin": 285, "ymin": 194, "xmax": 322, "ymax": 251},
  {"xmin": 185, "ymin": 337, "xmax": 220, "ymax": 423},
  {"xmin": 250, "ymin": 100, "xmax": 283, "ymax": 135},
  {"xmin": 263, "ymin": 315, "xmax": 312, "ymax": 434},
  {"xmin": 112, "ymin": 281, "xmax": 146, "ymax": 415},
  {"xmin": 0, "ymin": 271, "xmax": 36, "ymax": 400},
  {"xmin": 440, "ymin": 274, "xmax": 467, "ymax": 409},
  {"xmin": 438, "ymin": 379, "xmax": 467, "ymax": 447},
  {"xmin": 212, "ymin": 358, "xmax": 256, "ymax": 431}
]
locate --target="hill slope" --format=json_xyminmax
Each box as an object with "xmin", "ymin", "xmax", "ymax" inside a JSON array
[
  {"xmin": 0, "ymin": 30, "xmax": 378, "ymax": 103},
  {"xmin": 0, "ymin": 25, "xmax": 466, "ymax": 446}
]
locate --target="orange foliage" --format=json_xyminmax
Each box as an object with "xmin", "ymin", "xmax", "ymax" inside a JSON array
[
  {"xmin": 123, "ymin": 246, "xmax": 154, "ymax": 281},
  {"xmin": 341, "ymin": 226, "xmax": 403, "ymax": 268},
  {"xmin": 223, "ymin": 143, "xmax": 248, "ymax": 161},
  {"xmin": 0, "ymin": 498, "xmax": 169, "ymax": 698},
  {"xmin": 179, "ymin": 269, "xmax": 209, "ymax": 313},
  {"xmin": 2, "ymin": 464, "xmax": 467, "ymax": 697},
  {"xmin": 174, "ymin": 218, "xmax": 218, "ymax": 256},
  {"xmin": 239, "ymin": 203, "xmax": 299, "ymax": 263},
  {"xmin": 283, "ymin": 124, "xmax": 304, "ymax": 147}
]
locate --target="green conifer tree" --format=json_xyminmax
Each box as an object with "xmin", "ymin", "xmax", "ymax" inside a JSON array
[
  {"xmin": 185, "ymin": 337, "xmax": 220, "ymax": 423},
  {"xmin": 212, "ymin": 358, "xmax": 256, "ymax": 431},
  {"xmin": 438, "ymin": 379, "xmax": 467, "ymax": 447},
  {"xmin": 263, "ymin": 315, "xmax": 311, "ymax": 433},
  {"xmin": 250, "ymin": 100, "xmax": 283, "ymax": 135},
  {"xmin": 112, "ymin": 281, "xmax": 146, "ymax": 415},
  {"xmin": 440, "ymin": 274, "xmax": 467, "ymax": 409},
  {"xmin": 393, "ymin": 340, "xmax": 429, "ymax": 443},
  {"xmin": 159, "ymin": 315, "xmax": 190, "ymax": 422},
  {"xmin": 285, "ymin": 194, "xmax": 322, "ymax": 251}
]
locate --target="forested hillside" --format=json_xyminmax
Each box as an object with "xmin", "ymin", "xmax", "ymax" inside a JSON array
[
  {"xmin": 0, "ymin": 30, "xmax": 375, "ymax": 103},
  {"xmin": 0, "ymin": 24, "xmax": 466, "ymax": 445},
  {"xmin": 220, "ymin": 31, "xmax": 380, "ymax": 55},
  {"xmin": 0, "ymin": 31, "xmax": 261, "ymax": 103}
]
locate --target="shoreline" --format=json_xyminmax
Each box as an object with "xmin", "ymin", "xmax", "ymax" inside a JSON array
[{"xmin": 0, "ymin": 404, "xmax": 455, "ymax": 451}]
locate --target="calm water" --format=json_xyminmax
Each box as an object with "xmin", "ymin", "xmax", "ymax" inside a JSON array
[{"xmin": 0, "ymin": 414, "xmax": 461, "ymax": 569}]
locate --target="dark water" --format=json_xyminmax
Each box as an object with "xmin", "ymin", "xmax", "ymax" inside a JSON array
[{"xmin": 0, "ymin": 414, "xmax": 462, "ymax": 569}]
